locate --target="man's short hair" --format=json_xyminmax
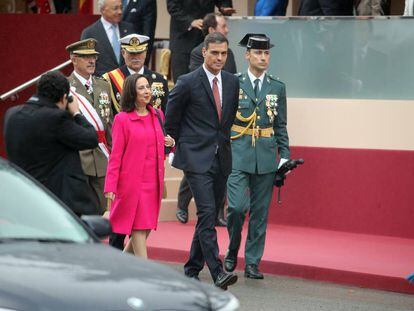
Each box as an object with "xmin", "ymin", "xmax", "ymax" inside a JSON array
[
  {"xmin": 98, "ymin": 0, "xmax": 106, "ymax": 11},
  {"xmin": 203, "ymin": 32, "xmax": 228, "ymax": 50},
  {"xmin": 37, "ymin": 71, "xmax": 70, "ymax": 103},
  {"xmin": 202, "ymin": 13, "xmax": 223, "ymax": 36}
]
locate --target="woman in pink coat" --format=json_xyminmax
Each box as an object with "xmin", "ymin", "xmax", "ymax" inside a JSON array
[{"xmin": 104, "ymin": 74, "xmax": 175, "ymax": 258}]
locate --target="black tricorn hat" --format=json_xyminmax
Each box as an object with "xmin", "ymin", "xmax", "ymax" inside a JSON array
[{"xmin": 238, "ymin": 33, "xmax": 274, "ymax": 49}]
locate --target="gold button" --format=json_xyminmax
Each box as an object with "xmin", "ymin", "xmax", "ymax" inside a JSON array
[{"xmin": 257, "ymin": 116, "xmax": 261, "ymax": 120}]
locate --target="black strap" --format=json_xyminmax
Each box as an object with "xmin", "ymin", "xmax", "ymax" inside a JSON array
[{"xmin": 154, "ymin": 108, "xmax": 166, "ymax": 136}]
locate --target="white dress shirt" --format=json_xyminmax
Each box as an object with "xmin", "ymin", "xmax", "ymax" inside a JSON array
[
  {"xmin": 73, "ymin": 71, "xmax": 93, "ymax": 93},
  {"xmin": 101, "ymin": 17, "xmax": 120, "ymax": 48},
  {"xmin": 202, "ymin": 64, "xmax": 222, "ymax": 107},
  {"xmin": 127, "ymin": 66, "xmax": 144, "ymax": 76}
]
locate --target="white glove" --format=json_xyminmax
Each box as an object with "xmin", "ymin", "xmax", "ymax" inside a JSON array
[
  {"xmin": 278, "ymin": 158, "xmax": 288, "ymax": 169},
  {"xmin": 168, "ymin": 152, "xmax": 175, "ymax": 166}
]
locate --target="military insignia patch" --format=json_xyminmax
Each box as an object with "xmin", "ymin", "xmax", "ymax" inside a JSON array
[
  {"xmin": 98, "ymin": 91, "xmax": 111, "ymax": 124},
  {"xmin": 130, "ymin": 37, "xmax": 139, "ymax": 46}
]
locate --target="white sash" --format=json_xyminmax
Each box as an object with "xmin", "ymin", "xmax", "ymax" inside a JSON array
[{"xmin": 70, "ymin": 88, "xmax": 110, "ymax": 158}]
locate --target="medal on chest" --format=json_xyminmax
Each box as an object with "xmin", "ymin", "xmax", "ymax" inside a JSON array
[
  {"xmin": 265, "ymin": 94, "xmax": 278, "ymax": 123},
  {"xmin": 98, "ymin": 91, "xmax": 111, "ymax": 124},
  {"xmin": 151, "ymin": 82, "xmax": 165, "ymax": 109}
]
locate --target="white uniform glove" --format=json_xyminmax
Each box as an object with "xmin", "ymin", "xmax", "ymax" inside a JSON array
[
  {"xmin": 278, "ymin": 158, "xmax": 288, "ymax": 169},
  {"xmin": 168, "ymin": 152, "xmax": 175, "ymax": 166}
]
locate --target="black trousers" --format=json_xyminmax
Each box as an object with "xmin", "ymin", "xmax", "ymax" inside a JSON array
[
  {"xmin": 178, "ymin": 175, "xmax": 226, "ymax": 220},
  {"xmin": 183, "ymin": 157, "xmax": 226, "ymax": 281},
  {"xmin": 109, "ymin": 232, "xmax": 125, "ymax": 250},
  {"xmin": 171, "ymin": 51, "xmax": 191, "ymax": 83},
  {"xmin": 298, "ymin": 0, "xmax": 353, "ymax": 15}
]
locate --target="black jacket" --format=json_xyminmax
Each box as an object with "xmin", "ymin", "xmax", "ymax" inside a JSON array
[
  {"xmin": 4, "ymin": 96, "xmax": 99, "ymax": 215},
  {"xmin": 167, "ymin": 0, "xmax": 233, "ymax": 53},
  {"xmin": 122, "ymin": 0, "xmax": 156, "ymax": 64},
  {"xmin": 81, "ymin": 19, "xmax": 135, "ymax": 75},
  {"xmin": 165, "ymin": 66, "xmax": 239, "ymax": 175}
]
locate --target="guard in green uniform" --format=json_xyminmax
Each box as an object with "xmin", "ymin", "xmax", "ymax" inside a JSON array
[{"xmin": 224, "ymin": 34, "xmax": 290, "ymax": 279}]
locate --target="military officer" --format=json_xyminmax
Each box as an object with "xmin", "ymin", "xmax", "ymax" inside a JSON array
[
  {"xmin": 224, "ymin": 34, "xmax": 290, "ymax": 279},
  {"xmin": 103, "ymin": 33, "xmax": 169, "ymax": 114},
  {"xmin": 66, "ymin": 38, "xmax": 113, "ymax": 214}
]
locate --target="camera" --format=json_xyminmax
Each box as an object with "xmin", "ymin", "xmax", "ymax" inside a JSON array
[{"xmin": 67, "ymin": 94, "xmax": 73, "ymax": 104}]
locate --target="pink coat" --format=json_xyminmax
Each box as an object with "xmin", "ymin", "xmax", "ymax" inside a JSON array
[{"xmin": 104, "ymin": 106, "xmax": 165, "ymax": 234}]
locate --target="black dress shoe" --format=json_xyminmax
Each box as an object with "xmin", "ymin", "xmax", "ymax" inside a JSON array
[
  {"xmin": 214, "ymin": 271, "xmax": 238, "ymax": 290},
  {"xmin": 176, "ymin": 209, "xmax": 188, "ymax": 223},
  {"xmin": 215, "ymin": 217, "xmax": 227, "ymax": 227},
  {"xmin": 224, "ymin": 249, "xmax": 237, "ymax": 272},
  {"xmin": 244, "ymin": 264, "xmax": 264, "ymax": 279}
]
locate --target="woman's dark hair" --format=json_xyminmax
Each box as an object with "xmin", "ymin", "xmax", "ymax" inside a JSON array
[
  {"xmin": 121, "ymin": 73, "xmax": 151, "ymax": 112},
  {"xmin": 37, "ymin": 70, "xmax": 70, "ymax": 103}
]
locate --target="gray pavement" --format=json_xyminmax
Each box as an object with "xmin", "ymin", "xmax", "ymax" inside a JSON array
[{"xmin": 162, "ymin": 262, "xmax": 414, "ymax": 311}]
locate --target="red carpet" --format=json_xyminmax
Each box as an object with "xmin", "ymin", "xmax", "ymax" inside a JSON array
[{"xmin": 147, "ymin": 221, "xmax": 414, "ymax": 294}]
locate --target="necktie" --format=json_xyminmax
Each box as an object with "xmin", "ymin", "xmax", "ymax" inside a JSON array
[
  {"xmin": 85, "ymin": 80, "xmax": 94, "ymax": 100},
  {"xmin": 85, "ymin": 80, "xmax": 92, "ymax": 94},
  {"xmin": 254, "ymin": 78, "xmax": 260, "ymax": 99},
  {"xmin": 111, "ymin": 24, "xmax": 120, "ymax": 64},
  {"xmin": 212, "ymin": 77, "xmax": 222, "ymax": 121}
]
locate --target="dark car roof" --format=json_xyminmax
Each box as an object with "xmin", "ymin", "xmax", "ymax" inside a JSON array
[
  {"xmin": 0, "ymin": 243, "xmax": 210, "ymax": 311},
  {"xmin": 0, "ymin": 157, "xmax": 224, "ymax": 311}
]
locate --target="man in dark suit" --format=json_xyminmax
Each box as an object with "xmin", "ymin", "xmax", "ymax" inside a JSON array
[
  {"xmin": 122, "ymin": 0, "xmax": 156, "ymax": 65},
  {"xmin": 4, "ymin": 71, "xmax": 99, "ymax": 216},
  {"xmin": 176, "ymin": 12, "xmax": 237, "ymax": 227},
  {"xmin": 167, "ymin": 0, "xmax": 234, "ymax": 82},
  {"xmin": 165, "ymin": 32, "xmax": 239, "ymax": 290},
  {"xmin": 81, "ymin": 0, "xmax": 134, "ymax": 75},
  {"xmin": 298, "ymin": 0, "xmax": 354, "ymax": 15}
]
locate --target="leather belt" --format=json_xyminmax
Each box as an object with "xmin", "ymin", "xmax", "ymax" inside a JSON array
[{"xmin": 231, "ymin": 124, "xmax": 274, "ymax": 138}]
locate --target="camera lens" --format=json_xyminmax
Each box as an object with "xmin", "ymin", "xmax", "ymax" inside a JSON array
[{"xmin": 67, "ymin": 94, "xmax": 73, "ymax": 103}]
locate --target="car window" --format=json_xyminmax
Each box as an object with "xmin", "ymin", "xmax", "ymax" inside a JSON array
[{"xmin": 0, "ymin": 165, "xmax": 91, "ymax": 243}]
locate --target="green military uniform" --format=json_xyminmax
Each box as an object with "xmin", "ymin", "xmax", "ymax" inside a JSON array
[
  {"xmin": 66, "ymin": 39, "xmax": 113, "ymax": 214},
  {"xmin": 227, "ymin": 70, "xmax": 290, "ymax": 266},
  {"xmin": 226, "ymin": 35, "xmax": 290, "ymax": 271}
]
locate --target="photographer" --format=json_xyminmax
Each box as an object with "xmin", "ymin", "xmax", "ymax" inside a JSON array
[{"xmin": 4, "ymin": 70, "xmax": 99, "ymax": 216}]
